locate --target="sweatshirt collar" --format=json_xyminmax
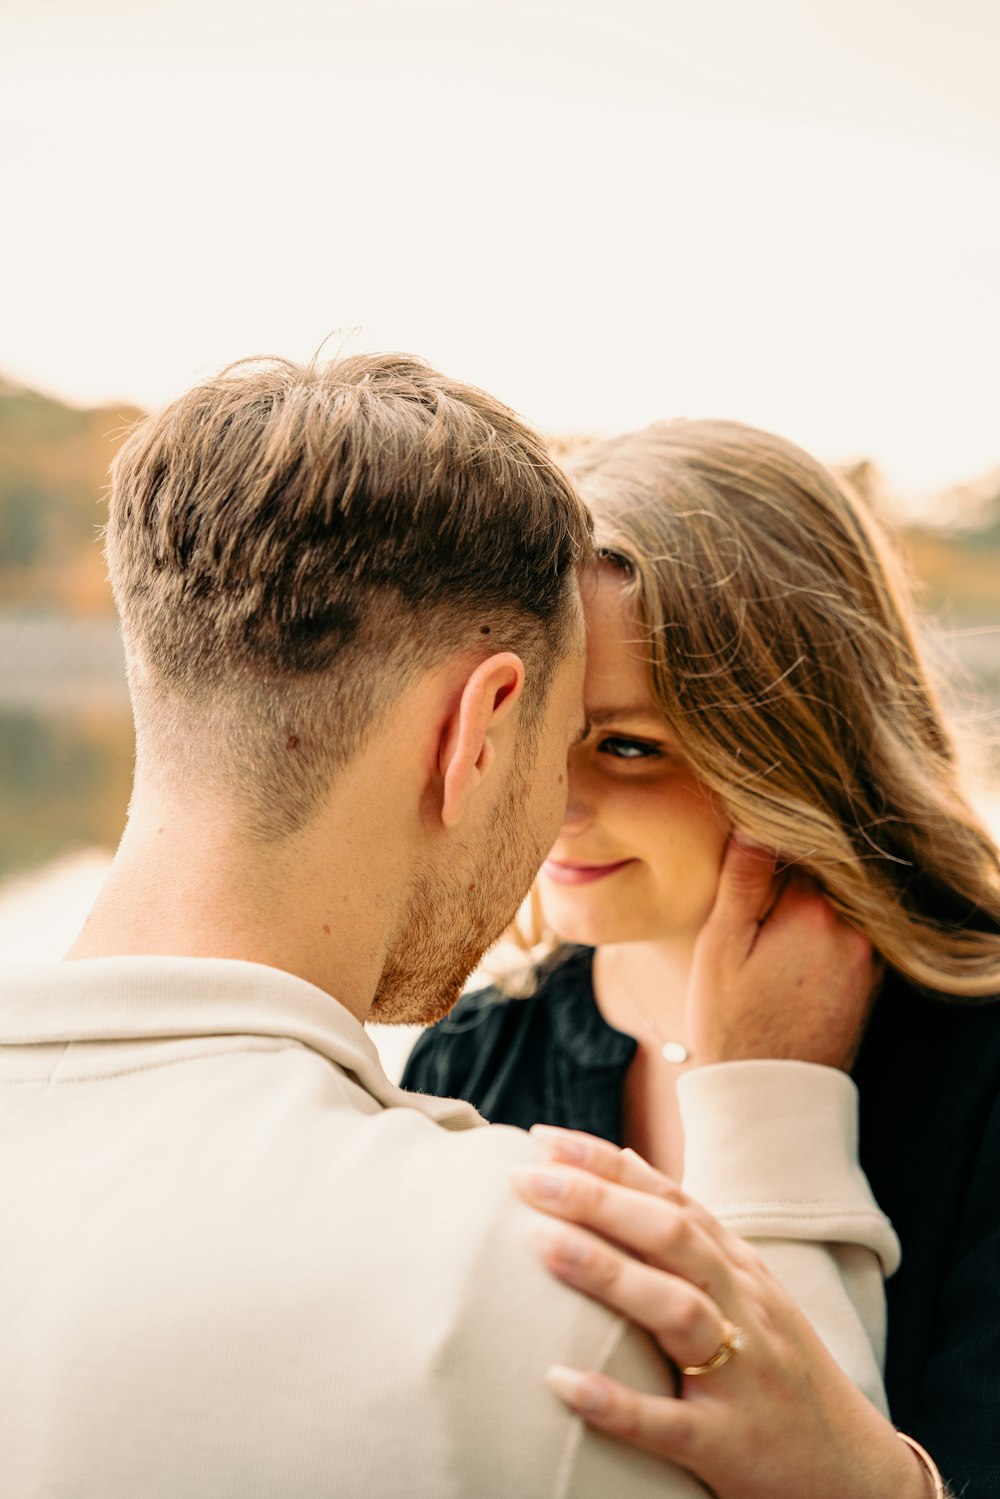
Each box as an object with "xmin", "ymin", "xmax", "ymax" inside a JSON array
[{"xmin": 0, "ymin": 955, "xmax": 484, "ymax": 1131}]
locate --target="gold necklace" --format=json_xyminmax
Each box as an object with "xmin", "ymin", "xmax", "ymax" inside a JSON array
[{"xmin": 611, "ymin": 955, "xmax": 691, "ymax": 1065}]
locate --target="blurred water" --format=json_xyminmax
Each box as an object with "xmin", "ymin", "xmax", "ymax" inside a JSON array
[
  {"xmin": 0, "ymin": 615, "xmax": 129, "ymax": 713},
  {"xmin": 0, "ymin": 704, "xmax": 133, "ymax": 880}
]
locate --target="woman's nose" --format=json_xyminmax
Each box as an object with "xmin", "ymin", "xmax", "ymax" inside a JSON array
[{"xmin": 560, "ymin": 758, "xmax": 595, "ymax": 835}]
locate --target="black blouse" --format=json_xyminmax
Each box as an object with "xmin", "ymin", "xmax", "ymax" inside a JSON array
[{"xmin": 402, "ymin": 946, "xmax": 1000, "ymax": 1499}]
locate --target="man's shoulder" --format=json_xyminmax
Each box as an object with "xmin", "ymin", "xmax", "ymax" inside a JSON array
[{"xmin": 0, "ymin": 977, "xmax": 681, "ymax": 1498}]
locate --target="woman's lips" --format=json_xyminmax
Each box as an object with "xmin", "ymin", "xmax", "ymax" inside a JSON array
[{"xmin": 541, "ymin": 858, "xmax": 636, "ymax": 886}]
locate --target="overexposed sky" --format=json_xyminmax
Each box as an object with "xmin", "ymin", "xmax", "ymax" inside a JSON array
[{"xmin": 3, "ymin": 0, "xmax": 999, "ymax": 501}]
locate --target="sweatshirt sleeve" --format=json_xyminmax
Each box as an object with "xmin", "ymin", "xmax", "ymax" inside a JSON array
[{"xmin": 677, "ymin": 1059, "xmax": 900, "ymax": 1414}]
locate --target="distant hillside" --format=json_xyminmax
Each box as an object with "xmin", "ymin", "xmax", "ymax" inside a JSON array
[
  {"xmin": 840, "ymin": 458, "xmax": 1000, "ymax": 622},
  {"xmin": 0, "ymin": 380, "xmax": 142, "ymax": 614}
]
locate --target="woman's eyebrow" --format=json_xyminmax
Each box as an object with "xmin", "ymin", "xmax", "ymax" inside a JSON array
[{"xmin": 585, "ymin": 706, "xmax": 664, "ymax": 728}]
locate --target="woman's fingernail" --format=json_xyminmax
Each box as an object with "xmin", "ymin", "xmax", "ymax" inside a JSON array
[
  {"xmin": 540, "ymin": 1226, "xmax": 591, "ymax": 1268},
  {"xmin": 545, "ymin": 1365, "xmax": 610, "ymax": 1416},
  {"xmin": 517, "ymin": 1168, "xmax": 571, "ymax": 1201},
  {"xmin": 530, "ymin": 1126, "xmax": 589, "ymax": 1164}
]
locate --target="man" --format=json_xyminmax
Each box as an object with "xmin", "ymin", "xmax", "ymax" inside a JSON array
[{"xmin": 1, "ymin": 355, "xmax": 895, "ymax": 1497}]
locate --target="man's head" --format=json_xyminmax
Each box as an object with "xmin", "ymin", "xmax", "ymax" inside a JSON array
[
  {"xmin": 107, "ymin": 354, "xmax": 590, "ymax": 829},
  {"xmin": 105, "ymin": 353, "xmax": 591, "ymax": 1017}
]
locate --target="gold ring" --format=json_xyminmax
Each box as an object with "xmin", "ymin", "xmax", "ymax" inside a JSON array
[{"xmin": 680, "ymin": 1317, "xmax": 747, "ymax": 1377}]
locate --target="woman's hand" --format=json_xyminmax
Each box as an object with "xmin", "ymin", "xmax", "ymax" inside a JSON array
[
  {"xmin": 512, "ymin": 1130, "xmax": 930, "ymax": 1499},
  {"xmin": 687, "ymin": 838, "xmax": 882, "ymax": 1070}
]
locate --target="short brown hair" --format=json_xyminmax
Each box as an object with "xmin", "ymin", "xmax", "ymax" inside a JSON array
[{"xmin": 106, "ymin": 354, "xmax": 592, "ymax": 834}]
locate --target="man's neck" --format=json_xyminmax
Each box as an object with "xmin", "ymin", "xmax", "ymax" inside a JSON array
[{"xmin": 66, "ymin": 788, "xmax": 407, "ymax": 1025}]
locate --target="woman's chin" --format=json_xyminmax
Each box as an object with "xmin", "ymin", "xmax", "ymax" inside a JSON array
[
  {"xmin": 540, "ymin": 884, "xmax": 714, "ymax": 950},
  {"xmin": 540, "ymin": 889, "xmax": 637, "ymax": 949}
]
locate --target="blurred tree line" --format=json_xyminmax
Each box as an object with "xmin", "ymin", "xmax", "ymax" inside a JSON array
[
  {"xmin": 1, "ymin": 377, "xmax": 998, "ymax": 624},
  {"xmin": 0, "ymin": 380, "xmax": 141, "ymax": 611}
]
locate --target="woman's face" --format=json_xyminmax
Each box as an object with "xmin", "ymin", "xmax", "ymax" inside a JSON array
[{"xmin": 539, "ymin": 566, "xmax": 730, "ymax": 948}]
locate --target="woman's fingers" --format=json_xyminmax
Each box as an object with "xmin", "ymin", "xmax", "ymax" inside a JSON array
[
  {"xmin": 536, "ymin": 1219, "xmax": 728, "ymax": 1372},
  {"xmin": 509, "ymin": 1162, "xmax": 743, "ymax": 1307},
  {"xmin": 529, "ymin": 1125, "xmax": 680, "ymax": 1196},
  {"xmin": 690, "ymin": 839, "xmax": 881, "ymax": 1068},
  {"xmin": 527, "ymin": 1125, "xmax": 751, "ymax": 1262},
  {"xmin": 545, "ymin": 1364, "xmax": 701, "ymax": 1463},
  {"xmin": 705, "ymin": 837, "xmax": 779, "ymax": 938}
]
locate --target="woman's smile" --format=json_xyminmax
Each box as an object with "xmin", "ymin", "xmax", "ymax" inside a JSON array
[{"xmin": 541, "ymin": 856, "xmax": 638, "ymax": 886}]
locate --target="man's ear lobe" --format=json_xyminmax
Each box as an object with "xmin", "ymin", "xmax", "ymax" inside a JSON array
[{"xmin": 439, "ymin": 653, "xmax": 525, "ymax": 830}]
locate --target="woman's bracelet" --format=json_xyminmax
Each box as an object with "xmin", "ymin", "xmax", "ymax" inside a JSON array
[{"xmin": 897, "ymin": 1432, "xmax": 945, "ymax": 1498}]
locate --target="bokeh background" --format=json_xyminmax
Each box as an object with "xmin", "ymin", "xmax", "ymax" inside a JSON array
[{"xmin": 1, "ymin": 0, "xmax": 998, "ymax": 962}]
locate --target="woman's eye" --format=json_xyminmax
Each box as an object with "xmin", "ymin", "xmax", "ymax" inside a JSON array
[{"xmin": 597, "ymin": 736, "xmax": 663, "ymax": 761}]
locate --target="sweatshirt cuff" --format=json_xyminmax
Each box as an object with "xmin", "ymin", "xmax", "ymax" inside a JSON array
[{"xmin": 677, "ymin": 1059, "xmax": 901, "ymax": 1274}]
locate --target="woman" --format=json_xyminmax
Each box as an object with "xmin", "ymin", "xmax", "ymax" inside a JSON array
[{"xmin": 403, "ymin": 420, "xmax": 1000, "ymax": 1497}]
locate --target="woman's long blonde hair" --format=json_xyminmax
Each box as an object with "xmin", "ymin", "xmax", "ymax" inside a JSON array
[{"xmin": 563, "ymin": 418, "xmax": 1000, "ymax": 999}]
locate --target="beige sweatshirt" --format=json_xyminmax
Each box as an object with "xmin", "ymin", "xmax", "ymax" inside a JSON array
[{"xmin": 0, "ymin": 956, "xmax": 899, "ymax": 1499}]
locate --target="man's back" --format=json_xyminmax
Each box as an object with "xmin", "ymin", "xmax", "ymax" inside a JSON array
[{"xmin": 1, "ymin": 955, "xmax": 687, "ymax": 1499}]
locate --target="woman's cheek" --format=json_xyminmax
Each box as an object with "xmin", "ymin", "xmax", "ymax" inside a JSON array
[{"xmin": 638, "ymin": 780, "xmax": 731, "ymax": 933}]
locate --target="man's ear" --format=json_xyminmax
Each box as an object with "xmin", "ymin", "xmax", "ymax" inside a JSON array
[{"xmin": 438, "ymin": 653, "xmax": 525, "ymax": 829}]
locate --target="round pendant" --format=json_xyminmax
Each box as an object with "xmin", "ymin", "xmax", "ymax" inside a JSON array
[{"xmin": 661, "ymin": 1040, "xmax": 689, "ymax": 1064}]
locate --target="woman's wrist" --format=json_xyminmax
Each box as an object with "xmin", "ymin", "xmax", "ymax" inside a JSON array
[
  {"xmin": 843, "ymin": 1407, "xmax": 946, "ymax": 1499},
  {"xmin": 897, "ymin": 1432, "xmax": 946, "ymax": 1498}
]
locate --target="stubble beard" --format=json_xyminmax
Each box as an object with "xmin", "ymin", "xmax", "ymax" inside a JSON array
[{"xmin": 371, "ymin": 747, "xmax": 545, "ymax": 1026}]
